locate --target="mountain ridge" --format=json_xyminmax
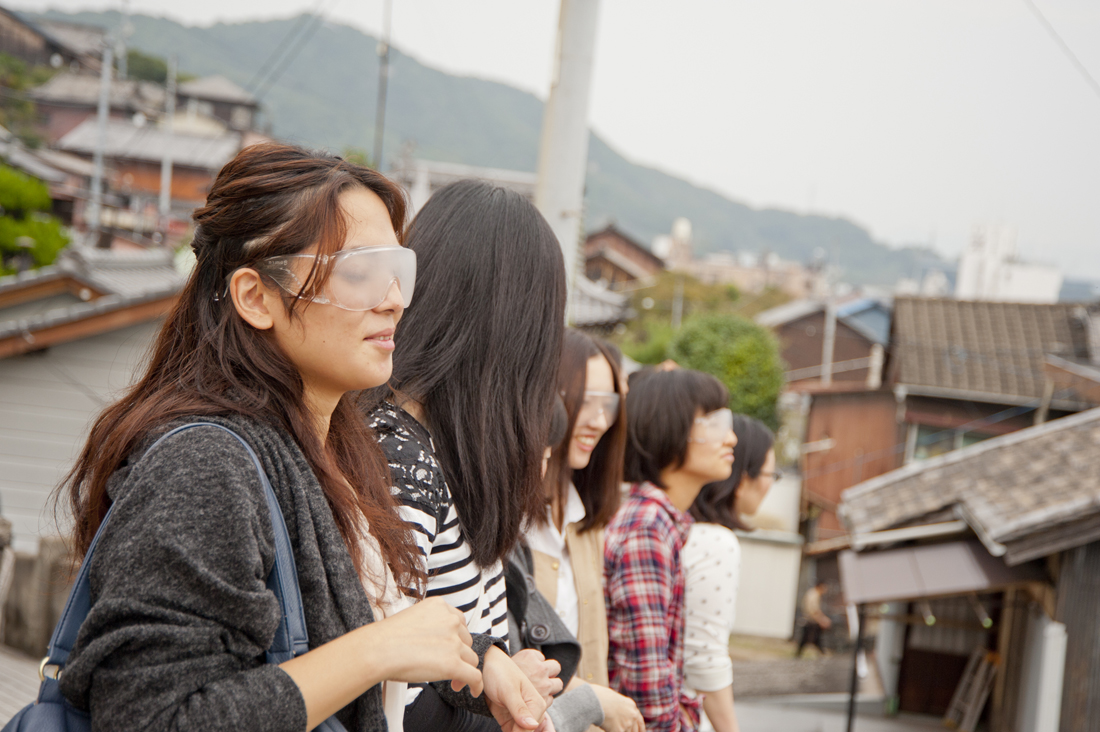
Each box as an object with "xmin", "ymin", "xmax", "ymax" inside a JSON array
[{"xmin": 25, "ymin": 8, "xmax": 951, "ymax": 286}]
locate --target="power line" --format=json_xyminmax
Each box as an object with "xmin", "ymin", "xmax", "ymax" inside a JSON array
[
  {"xmin": 243, "ymin": 12, "xmax": 316, "ymax": 93},
  {"xmin": 253, "ymin": 3, "xmax": 337, "ymax": 102},
  {"xmin": 1021, "ymin": 0, "xmax": 1100, "ymax": 103}
]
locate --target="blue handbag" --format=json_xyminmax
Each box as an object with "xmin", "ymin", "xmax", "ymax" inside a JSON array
[{"xmin": 3, "ymin": 423, "xmax": 349, "ymax": 732}]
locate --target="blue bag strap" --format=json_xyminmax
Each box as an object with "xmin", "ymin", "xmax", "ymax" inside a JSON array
[{"xmin": 45, "ymin": 422, "xmax": 311, "ymax": 670}]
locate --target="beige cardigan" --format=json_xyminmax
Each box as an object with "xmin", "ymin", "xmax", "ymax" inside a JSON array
[{"xmin": 531, "ymin": 523, "xmax": 610, "ymax": 687}]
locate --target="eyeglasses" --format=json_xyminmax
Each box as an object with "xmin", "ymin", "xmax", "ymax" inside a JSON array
[
  {"xmin": 251, "ymin": 245, "xmax": 416, "ymax": 311},
  {"xmin": 577, "ymin": 390, "xmax": 620, "ymax": 427},
  {"xmin": 690, "ymin": 408, "xmax": 734, "ymax": 444}
]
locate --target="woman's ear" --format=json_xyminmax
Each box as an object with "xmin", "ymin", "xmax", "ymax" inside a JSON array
[{"xmin": 229, "ymin": 268, "xmax": 276, "ymax": 331}]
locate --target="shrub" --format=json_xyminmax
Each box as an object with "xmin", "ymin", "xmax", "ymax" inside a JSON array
[{"xmin": 667, "ymin": 313, "xmax": 785, "ymax": 429}]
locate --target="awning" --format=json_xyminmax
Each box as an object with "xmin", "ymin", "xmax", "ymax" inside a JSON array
[{"xmin": 838, "ymin": 539, "xmax": 1045, "ymax": 605}]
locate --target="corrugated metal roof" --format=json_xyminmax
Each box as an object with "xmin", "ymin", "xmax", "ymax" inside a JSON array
[
  {"xmin": 892, "ymin": 297, "xmax": 1094, "ymax": 403},
  {"xmin": 58, "ymin": 118, "xmax": 241, "ymax": 170},
  {"xmin": 839, "ymin": 407, "xmax": 1100, "ymax": 561},
  {"xmin": 0, "ymin": 140, "xmax": 68, "ymax": 183}
]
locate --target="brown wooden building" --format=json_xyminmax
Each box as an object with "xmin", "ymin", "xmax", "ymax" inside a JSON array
[
  {"xmin": 584, "ymin": 224, "xmax": 665, "ymax": 289},
  {"xmin": 0, "ymin": 8, "xmax": 97, "ymax": 71},
  {"xmin": 839, "ymin": 404, "xmax": 1100, "ymax": 730}
]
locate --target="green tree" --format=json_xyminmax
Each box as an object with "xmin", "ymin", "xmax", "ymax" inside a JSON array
[
  {"xmin": 667, "ymin": 313, "xmax": 785, "ymax": 429},
  {"xmin": 0, "ymin": 52, "xmax": 57, "ymax": 147},
  {"xmin": 122, "ymin": 50, "xmax": 195, "ymax": 83},
  {"xmin": 0, "ymin": 164, "xmax": 69, "ymax": 273}
]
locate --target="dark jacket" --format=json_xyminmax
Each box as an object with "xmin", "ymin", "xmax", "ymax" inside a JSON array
[
  {"xmin": 505, "ymin": 543, "xmax": 581, "ymax": 687},
  {"xmin": 58, "ymin": 416, "xmax": 499, "ymax": 732}
]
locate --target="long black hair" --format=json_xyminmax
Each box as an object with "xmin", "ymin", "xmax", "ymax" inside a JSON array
[
  {"xmin": 689, "ymin": 414, "xmax": 775, "ymax": 530},
  {"xmin": 375, "ymin": 179, "xmax": 566, "ymax": 567}
]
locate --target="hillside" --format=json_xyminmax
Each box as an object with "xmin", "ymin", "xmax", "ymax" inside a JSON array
[{"xmin": 26, "ymin": 9, "xmax": 948, "ymax": 285}]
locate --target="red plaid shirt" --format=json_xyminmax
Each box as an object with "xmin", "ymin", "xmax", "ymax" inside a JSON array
[{"xmin": 604, "ymin": 482, "xmax": 701, "ymax": 732}]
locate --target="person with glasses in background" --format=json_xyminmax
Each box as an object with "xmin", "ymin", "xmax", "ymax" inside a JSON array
[
  {"xmin": 527, "ymin": 330, "xmax": 644, "ymax": 732},
  {"xmin": 683, "ymin": 415, "xmax": 778, "ymax": 732},
  {"xmin": 605, "ymin": 369, "xmax": 737, "ymax": 732}
]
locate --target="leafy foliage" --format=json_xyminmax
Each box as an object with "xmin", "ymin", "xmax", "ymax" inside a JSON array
[
  {"xmin": 666, "ymin": 314, "xmax": 785, "ymax": 429},
  {"xmin": 0, "ymin": 164, "xmax": 69, "ymax": 274},
  {"xmin": 0, "ymin": 52, "xmax": 56, "ymax": 147},
  {"xmin": 122, "ymin": 49, "xmax": 196, "ymax": 84}
]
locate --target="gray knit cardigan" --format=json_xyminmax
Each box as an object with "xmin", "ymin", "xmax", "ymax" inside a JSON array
[{"xmin": 58, "ymin": 415, "xmax": 499, "ymax": 732}]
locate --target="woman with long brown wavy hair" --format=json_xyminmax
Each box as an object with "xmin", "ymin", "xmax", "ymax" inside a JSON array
[{"xmin": 54, "ymin": 143, "xmax": 546, "ymax": 732}]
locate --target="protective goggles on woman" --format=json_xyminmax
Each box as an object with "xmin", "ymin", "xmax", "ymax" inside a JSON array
[
  {"xmin": 576, "ymin": 390, "xmax": 620, "ymax": 427},
  {"xmin": 690, "ymin": 408, "xmax": 734, "ymax": 444},
  {"xmin": 251, "ymin": 245, "xmax": 416, "ymax": 311}
]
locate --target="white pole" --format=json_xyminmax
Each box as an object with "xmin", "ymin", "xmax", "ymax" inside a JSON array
[
  {"xmin": 821, "ymin": 299, "xmax": 837, "ymax": 386},
  {"xmin": 535, "ymin": 0, "xmax": 602, "ymax": 322},
  {"xmin": 159, "ymin": 55, "xmax": 176, "ymax": 225},
  {"xmin": 87, "ymin": 42, "xmax": 114, "ymax": 240}
]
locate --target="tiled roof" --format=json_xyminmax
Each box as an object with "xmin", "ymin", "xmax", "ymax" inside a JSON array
[
  {"xmin": 756, "ymin": 297, "xmax": 892, "ymax": 345},
  {"xmin": 839, "ymin": 407, "xmax": 1100, "ymax": 563},
  {"xmin": 58, "ymin": 118, "xmax": 241, "ymax": 170},
  {"xmin": 29, "ymin": 71, "xmax": 165, "ymax": 114},
  {"xmin": 572, "ymin": 275, "xmax": 629, "ymax": 327},
  {"xmin": 891, "ymin": 297, "xmax": 1095, "ymax": 405},
  {"xmin": 178, "ymin": 75, "xmax": 257, "ymax": 106},
  {"xmin": 0, "ymin": 246, "xmax": 185, "ymax": 342}
]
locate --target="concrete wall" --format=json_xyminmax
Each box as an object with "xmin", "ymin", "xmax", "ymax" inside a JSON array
[
  {"xmin": 733, "ymin": 529, "xmax": 803, "ymax": 638},
  {"xmin": 0, "ymin": 320, "xmax": 161, "ymax": 553}
]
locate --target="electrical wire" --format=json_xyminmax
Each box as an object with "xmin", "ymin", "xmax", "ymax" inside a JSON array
[
  {"xmin": 253, "ymin": 0, "xmax": 341, "ymax": 102},
  {"xmin": 1021, "ymin": 0, "xmax": 1100, "ymax": 103}
]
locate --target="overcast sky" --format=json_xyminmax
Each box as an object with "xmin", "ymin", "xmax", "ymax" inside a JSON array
[{"xmin": 17, "ymin": 0, "xmax": 1100, "ymax": 280}]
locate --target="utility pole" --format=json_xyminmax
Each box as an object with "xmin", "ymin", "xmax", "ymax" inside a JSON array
[
  {"xmin": 116, "ymin": 0, "xmax": 130, "ymax": 79},
  {"xmin": 87, "ymin": 41, "xmax": 114, "ymax": 243},
  {"xmin": 821, "ymin": 298, "xmax": 837, "ymax": 386},
  {"xmin": 371, "ymin": 0, "xmax": 392, "ymax": 170},
  {"xmin": 535, "ymin": 0, "xmax": 602, "ymax": 322},
  {"xmin": 158, "ymin": 55, "xmax": 177, "ymax": 230}
]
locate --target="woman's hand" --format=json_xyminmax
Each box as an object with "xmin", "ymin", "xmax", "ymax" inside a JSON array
[
  {"xmin": 510, "ymin": 648, "xmax": 563, "ymax": 707},
  {"xmin": 591, "ymin": 685, "xmax": 645, "ymax": 732},
  {"xmin": 280, "ymin": 597, "xmax": 481, "ymax": 729},
  {"xmin": 368, "ymin": 597, "xmax": 483, "ymax": 693},
  {"xmin": 483, "ymin": 646, "xmax": 556, "ymax": 731}
]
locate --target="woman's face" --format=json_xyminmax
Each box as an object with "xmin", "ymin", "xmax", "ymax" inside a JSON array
[
  {"xmin": 567, "ymin": 354, "xmax": 617, "ymax": 470},
  {"xmin": 680, "ymin": 408, "xmax": 737, "ymax": 484},
  {"xmin": 736, "ymin": 448, "xmax": 776, "ymax": 517},
  {"xmin": 267, "ymin": 187, "xmax": 404, "ymax": 407}
]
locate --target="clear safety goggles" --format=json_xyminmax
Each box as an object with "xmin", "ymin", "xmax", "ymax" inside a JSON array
[
  {"xmin": 690, "ymin": 408, "xmax": 734, "ymax": 444},
  {"xmin": 255, "ymin": 245, "xmax": 416, "ymax": 311},
  {"xmin": 577, "ymin": 390, "xmax": 620, "ymax": 427}
]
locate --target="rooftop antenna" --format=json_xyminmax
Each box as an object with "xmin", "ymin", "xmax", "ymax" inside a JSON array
[{"xmin": 371, "ymin": 0, "xmax": 392, "ymax": 170}]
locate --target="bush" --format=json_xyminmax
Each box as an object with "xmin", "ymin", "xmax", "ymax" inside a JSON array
[
  {"xmin": 0, "ymin": 164, "xmax": 69, "ymax": 273},
  {"xmin": 667, "ymin": 313, "xmax": 785, "ymax": 429}
]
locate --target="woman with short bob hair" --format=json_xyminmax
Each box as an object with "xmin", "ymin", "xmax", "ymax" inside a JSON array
[
  {"xmin": 605, "ymin": 369, "xmax": 737, "ymax": 732},
  {"xmin": 683, "ymin": 415, "xmax": 778, "ymax": 732},
  {"xmin": 55, "ymin": 143, "xmax": 544, "ymax": 732},
  {"xmin": 365, "ymin": 179, "xmax": 568, "ymax": 730}
]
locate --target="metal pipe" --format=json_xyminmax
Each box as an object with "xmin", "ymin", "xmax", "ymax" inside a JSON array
[{"xmin": 846, "ymin": 603, "xmax": 866, "ymax": 732}]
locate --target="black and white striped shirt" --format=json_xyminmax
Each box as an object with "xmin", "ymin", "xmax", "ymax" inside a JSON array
[{"xmin": 369, "ymin": 403, "xmax": 510, "ymax": 644}]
